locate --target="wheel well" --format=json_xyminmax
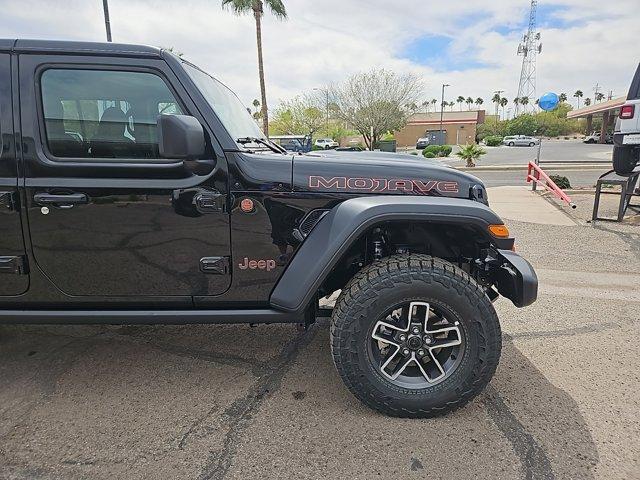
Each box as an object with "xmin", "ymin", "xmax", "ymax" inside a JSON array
[{"xmin": 318, "ymin": 220, "xmax": 491, "ymax": 297}]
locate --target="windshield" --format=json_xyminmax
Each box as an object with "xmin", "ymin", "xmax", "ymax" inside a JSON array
[{"xmin": 183, "ymin": 62, "xmax": 265, "ymax": 143}]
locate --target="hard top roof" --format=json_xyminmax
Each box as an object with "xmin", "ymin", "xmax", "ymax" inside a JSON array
[{"xmin": 0, "ymin": 39, "xmax": 162, "ymax": 57}]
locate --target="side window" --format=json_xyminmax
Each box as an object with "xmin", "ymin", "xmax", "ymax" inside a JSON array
[{"xmin": 40, "ymin": 69, "xmax": 183, "ymax": 159}]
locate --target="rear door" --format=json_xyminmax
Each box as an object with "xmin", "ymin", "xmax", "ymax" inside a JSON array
[
  {"xmin": 0, "ymin": 52, "xmax": 29, "ymax": 296},
  {"xmin": 20, "ymin": 54, "xmax": 231, "ymax": 303}
]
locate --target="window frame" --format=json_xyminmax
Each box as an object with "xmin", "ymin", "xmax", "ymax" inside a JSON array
[{"xmin": 35, "ymin": 63, "xmax": 190, "ymax": 164}]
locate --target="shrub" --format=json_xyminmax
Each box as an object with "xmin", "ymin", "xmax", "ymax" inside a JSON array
[
  {"xmin": 439, "ymin": 145, "xmax": 453, "ymax": 157},
  {"xmin": 422, "ymin": 145, "xmax": 441, "ymax": 156},
  {"xmin": 311, "ymin": 145, "xmax": 324, "ymax": 151},
  {"xmin": 423, "ymin": 152, "xmax": 436, "ymax": 158},
  {"xmin": 548, "ymin": 175, "xmax": 571, "ymax": 189},
  {"xmin": 409, "ymin": 151, "xmax": 418, "ymax": 155},
  {"xmin": 484, "ymin": 135, "xmax": 503, "ymax": 147}
]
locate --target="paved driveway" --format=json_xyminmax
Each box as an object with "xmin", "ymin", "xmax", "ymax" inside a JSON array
[{"xmin": 1, "ymin": 196, "xmax": 639, "ymax": 480}]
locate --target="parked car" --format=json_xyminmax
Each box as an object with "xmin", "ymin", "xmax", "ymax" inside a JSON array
[
  {"xmin": 314, "ymin": 138, "xmax": 339, "ymax": 149},
  {"xmin": 613, "ymin": 63, "xmax": 640, "ymax": 174},
  {"xmin": 0, "ymin": 39, "xmax": 537, "ymax": 418},
  {"xmin": 584, "ymin": 131, "xmax": 613, "ymax": 144},
  {"xmin": 416, "ymin": 137, "xmax": 430, "ymax": 149},
  {"xmin": 503, "ymin": 135, "xmax": 539, "ymax": 147}
]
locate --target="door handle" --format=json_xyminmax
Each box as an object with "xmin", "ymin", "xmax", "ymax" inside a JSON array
[{"xmin": 34, "ymin": 193, "xmax": 88, "ymax": 208}]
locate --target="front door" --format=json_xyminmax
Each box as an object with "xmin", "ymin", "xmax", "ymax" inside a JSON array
[
  {"xmin": 20, "ymin": 55, "xmax": 231, "ymax": 301},
  {"xmin": 0, "ymin": 53, "xmax": 28, "ymax": 296}
]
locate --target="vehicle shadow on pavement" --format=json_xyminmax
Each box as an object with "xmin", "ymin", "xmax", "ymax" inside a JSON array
[{"xmin": 0, "ymin": 323, "xmax": 598, "ymax": 480}]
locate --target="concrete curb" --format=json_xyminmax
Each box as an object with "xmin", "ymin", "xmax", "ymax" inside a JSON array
[{"xmin": 453, "ymin": 164, "xmax": 609, "ymax": 172}]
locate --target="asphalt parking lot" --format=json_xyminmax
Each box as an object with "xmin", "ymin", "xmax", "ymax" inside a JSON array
[
  {"xmin": 1, "ymin": 192, "xmax": 639, "ymax": 479},
  {"xmin": 442, "ymin": 139, "xmax": 613, "ymax": 167}
]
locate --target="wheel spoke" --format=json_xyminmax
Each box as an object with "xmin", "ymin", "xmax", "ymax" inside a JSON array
[
  {"xmin": 384, "ymin": 352, "xmax": 414, "ymax": 380},
  {"xmin": 426, "ymin": 322, "xmax": 462, "ymax": 349},
  {"xmin": 427, "ymin": 350, "xmax": 446, "ymax": 380}
]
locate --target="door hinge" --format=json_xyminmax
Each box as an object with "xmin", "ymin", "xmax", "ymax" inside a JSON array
[
  {"xmin": 194, "ymin": 192, "xmax": 227, "ymax": 214},
  {"xmin": 0, "ymin": 256, "xmax": 28, "ymax": 275},
  {"xmin": 200, "ymin": 256, "xmax": 230, "ymax": 275}
]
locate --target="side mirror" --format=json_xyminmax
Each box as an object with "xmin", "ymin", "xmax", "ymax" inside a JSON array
[{"xmin": 157, "ymin": 114, "xmax": 205, "ymax": 160}]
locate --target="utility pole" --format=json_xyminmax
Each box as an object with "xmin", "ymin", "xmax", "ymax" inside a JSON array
[
  {"xmin": 314, "ymin": 87, "xmax": 330, "ymax": 134},
  {"xmin": 103, "ymin": 0, "xmax": 112, "ymax": 42},
  {"xmin": 593, "ymin": 82, "xmax": 601, "ymax": 103},
  {"xmin": 515, "ymin": 0, "xmax": 541, "ymax": 114},
  {"xmin": 439, "ymin": 83, "xmax": 449, "ymax": 146}
]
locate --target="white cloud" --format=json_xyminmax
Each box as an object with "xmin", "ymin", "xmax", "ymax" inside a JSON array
[{"xmin": 1, "ymin": 0, "xmax": 638, "ymax": 111}]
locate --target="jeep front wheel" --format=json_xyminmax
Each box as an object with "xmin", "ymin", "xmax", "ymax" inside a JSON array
[{"xmin": 330, "ymin": 255, "xmax": 501, "ymax": 417}]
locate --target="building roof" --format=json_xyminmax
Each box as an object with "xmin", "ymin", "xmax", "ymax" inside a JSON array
[
  {"xmin": 0, "ymin": 39, "xmax": 161, "ymax": 57},
  {"xmin": 567, "ymin": 96, "xmax": 627, "ymax": 119}
]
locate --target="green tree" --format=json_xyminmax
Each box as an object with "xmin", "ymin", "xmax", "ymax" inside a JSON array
[
  {"xmin": 270, "ymin": 94, "xmax": 324, "ymax": 136},
  {"xmin": 573, "ymin": 90, "xmax": 583, "ymax": 109},
  {"xmin": 329, "ymin": 69, "xmax": 422, "ymax": 150},
  {"xmin": 595, "ymin": 92, "xmax": 605, "ymax": 102},
  {"xmin": 475, "ymin": 97, "xmax": 484, "ymax": 109},
  {"xmin": 222, "ymin": 0, "xmax": 287, "ymax": 136},
  {"xmin": 457, "ymin": 95, "xmax": 465, "ymax": 111},
  {"xmin": 584, "ymin": 97, "xmax": 592, "ymax": 106},
  {"xmin": 520, "ymin": 96, "xmax": 529, "ymax": 108},
  {"xmin": 431, "ymin": 98, "xmax": 438, "ymax": 110},
  {"xmin": 421, "ymin": 100, "xmax": 430, "ymax": 113},
  {"xmin": 456, "ymin": 143, "xmax": 486, "ymax": 167},
  {"xmin": 513, "ymin": 97, "xmax": 520, "ymax": 109},
  {"xmin": 559, "ymin": 93, "xmax": 567, "ymax": 103},
  {"xmin": 251, "ymin": 98, "xmax": 262, "ymax": 120},
  {"xmin": 466, "ymin": 96, "xmax": 474, "ymax": 110},
  {"xmin": 499, "ymin": 97, "xmax": 508, "ymax": 119}
]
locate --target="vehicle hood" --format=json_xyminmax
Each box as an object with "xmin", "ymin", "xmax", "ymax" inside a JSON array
[{"xmin": 293, "ymin": 150, "xmax": 485, "ymax": 200}]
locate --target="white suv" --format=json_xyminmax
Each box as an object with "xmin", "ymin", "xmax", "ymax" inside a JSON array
[
  {"xmin": 613, "ymin": 63, "xmax": 640, "ymax": 174},
  {"xmin": 315, "ymin": 138, "xmax": 339, "ymax": 149}
]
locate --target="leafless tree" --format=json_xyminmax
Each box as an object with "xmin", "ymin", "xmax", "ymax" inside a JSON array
[{"xmin": 328, "ymin": 70, "xmax": 423, "ymax": 150}]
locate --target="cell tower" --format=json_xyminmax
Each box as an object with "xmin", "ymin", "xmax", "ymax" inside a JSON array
[{"xmin": 515, "ymin": 0, "xmax": 542, "ymax": 114}]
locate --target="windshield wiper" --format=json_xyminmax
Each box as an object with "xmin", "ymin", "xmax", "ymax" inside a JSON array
[{"xmin": 237, "ymin": 137, "xmax": 288, "ymax": 154}]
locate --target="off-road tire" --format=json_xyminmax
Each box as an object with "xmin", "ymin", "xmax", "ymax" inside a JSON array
[
  {"xmin": 330, "ymin": 254, "xmax": 501, "ymax": 418},
  {"xmin": 613, "ymin": 145, "xmax": 638, "ymax": 175}
]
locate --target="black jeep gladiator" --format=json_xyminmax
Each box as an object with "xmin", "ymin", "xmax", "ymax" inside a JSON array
[{"xmin": 0, "ymin": 40, "xmax": 537, "ymax": 417}]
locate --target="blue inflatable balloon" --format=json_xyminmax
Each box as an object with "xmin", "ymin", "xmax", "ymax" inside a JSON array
[{"xmin": 539, "ymin": 92, "xmax": 559, "ymax": 111}]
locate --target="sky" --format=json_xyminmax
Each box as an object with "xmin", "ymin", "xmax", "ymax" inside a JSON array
[{"xmin": 1, "ymin": 0, "xmax": 638, "ymax": 113}]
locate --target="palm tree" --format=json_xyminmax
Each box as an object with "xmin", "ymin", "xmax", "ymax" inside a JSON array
[
  {"xmin": 449, "ymin": 101, "xmax": 456, "ymax": 111},
  {"xmin": 513, "ymin": 97, "xmax": 520, "ymax": 108},
  {"xmin": 457, "ymin": 95, "xmax": 465, "ymax": 111},
  {"xmin": 559, "ymin": 93, "xmax": 567, "ymax": 103},
  {"xmin": 520, "ymin": 96, "xmax": 529, "ymax": 108},
  {"xmin": 421, "ymin": 100, "xmax": 430, "ymax": 113},
  {"xmin": 222, "ymin": 0, "xmax": 287, "ymax": 136},
  {"xmin": 595, "ymin": 92, "xmax": 605, "ymax": 102},
  {"xmin": 573, "ymin": 90, "xmax": 583, "ymax": 109},
  {"xmin": 475, "ymin": 97, "xmax": 484, "ymax": 109},
  {"xmin": 584, "ymin": 97, "xmax": 592, "ymax": 106},
  {"xmin": 499, "ymin": 97, "xmax": 508, "ymax": 119},
  {"xmin": 456, "ymin": 143, "xmax": 486, "ymax": 167},
  {"xmin": 466, "ymin": 96, "xmax": 474, "ymax": 110},
  {"xmin": 431, "ymin": 98, "xmax": 438, "ymax": 111},
  {"xmin": 491, "ymin": 93, "xmax": 501, "ymax": 120}
]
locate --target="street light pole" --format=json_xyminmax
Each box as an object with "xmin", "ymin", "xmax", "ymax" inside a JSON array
[
  {"xmin": 439, "ymin": 83, "xmax": 449, "ymax": 145},
  {"xmin": 102, "ymin": 0, "xmax": 112, "ymax": 42},
  {"xmin": 314, "ymin": 87, "xmax": 330, "ymax": 134}
]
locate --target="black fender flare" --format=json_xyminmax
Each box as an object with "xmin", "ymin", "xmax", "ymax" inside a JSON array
[{"xmin": 270, "ymin": 195, "xmax": 507, "ymax": 313}]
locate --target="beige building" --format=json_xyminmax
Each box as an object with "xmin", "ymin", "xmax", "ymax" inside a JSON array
[{"xmin": 395, "ymin": 110, "xmax": 487, "ymax": 148}]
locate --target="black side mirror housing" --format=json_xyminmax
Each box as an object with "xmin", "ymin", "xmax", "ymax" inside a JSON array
[{"xmin": 157, "ymin": 114, "xmax": 205, "ymax": 160}]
